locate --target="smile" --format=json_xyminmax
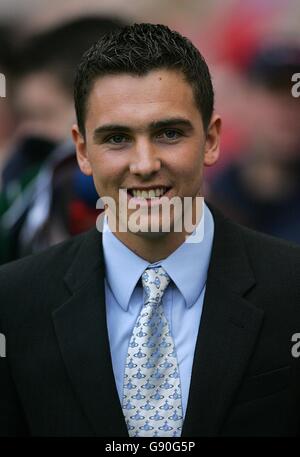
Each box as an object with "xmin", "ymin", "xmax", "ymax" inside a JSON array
[
  {"xmin": 124, "ymin": 187, "xmax": 172, "ymax": 206},
  {"xmin": 128, "ymin": 187, "xmax": 170, "ymax": 199}
]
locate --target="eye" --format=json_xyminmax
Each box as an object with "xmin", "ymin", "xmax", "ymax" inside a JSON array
[
  {"xmin": 106, "ymin": 134, "xmax": 129, "ymax": 145},
  {"xmin": 157, "ymin": 129, "xmax": 182, "ymax": 141}
]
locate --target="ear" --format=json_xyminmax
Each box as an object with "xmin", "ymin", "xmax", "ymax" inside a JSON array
[
  {"xmin": 203, "ymin": 113, "xmax": 222, "ymax": 167},
  {"xmin": 71, "ymin": 124, "xmax": 93, "ymax": 176}
]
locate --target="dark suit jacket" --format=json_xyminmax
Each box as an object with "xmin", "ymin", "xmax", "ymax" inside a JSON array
[{"xmin": 1, "ymin": 206, "xmax": 300, "ymax": 436}]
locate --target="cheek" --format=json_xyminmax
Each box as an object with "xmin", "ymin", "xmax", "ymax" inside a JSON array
[
  {"xmin": 171, "ymin": 148, "xmax": 203, "ymax": 179},
  {"xmin": 175, "ymin": 151, "xmax": 204, "ymax": 192},
  {"xmin": 88, "ymin": 155, "xmax": 125, "ymax": 193}
]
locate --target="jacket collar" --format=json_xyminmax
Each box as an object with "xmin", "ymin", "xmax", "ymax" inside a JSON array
[{"xmin": 53, "ymin": 204, "xmax": 262, "ymax": 436}]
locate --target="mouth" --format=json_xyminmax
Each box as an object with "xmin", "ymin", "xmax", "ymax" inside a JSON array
[{"xmin": 125, "ymin": 186, "xmax": 172, "ymax": 206}]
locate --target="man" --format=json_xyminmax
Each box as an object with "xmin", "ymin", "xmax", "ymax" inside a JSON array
[{"xmin": 0, "ymin": 23, "xmax": 299, "ymax": 437}]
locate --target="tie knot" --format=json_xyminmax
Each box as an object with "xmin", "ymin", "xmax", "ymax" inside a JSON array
[{"xmin": 141, "ymin": 266, "xmax": 170, "ymax": 304}]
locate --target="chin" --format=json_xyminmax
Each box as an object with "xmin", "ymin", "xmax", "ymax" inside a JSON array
[
  {"xmin": 131, "ymin": 229, "xmax": 169, "ymax": 240},
  {"xmin": 128, "ymin": 218, "xmax": 179, "ymax": 240}
]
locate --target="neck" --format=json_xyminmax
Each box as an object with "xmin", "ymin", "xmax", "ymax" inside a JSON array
[
  {"xmin": 108, "ymin": 197, "xmax": 204, "ymax": 263},
  {"xmin": 114, "ymin": 230, "xmax": 189, "ymax": 263}
]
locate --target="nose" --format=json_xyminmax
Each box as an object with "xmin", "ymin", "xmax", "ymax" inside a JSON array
[{"xmin": 129, "ymin": 138, "xmax": 161, "ymax": 178}]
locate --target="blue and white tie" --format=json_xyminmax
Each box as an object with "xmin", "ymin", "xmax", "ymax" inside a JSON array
[{"xmin": 122, "ymin": 266, "xmax": 183, "ymax": 437}]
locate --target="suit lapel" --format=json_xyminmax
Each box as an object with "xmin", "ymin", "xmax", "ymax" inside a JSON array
[
  {"xmin": 182, "ymin": 207, "xmax": 264, "ymax": 436},
  {"xmin": 52, "ymin": 206, "xmax": 264, "ymax": 437},
  {"xmin": 52, "ymin": 229, "xmax": 128, "ymax": 437}
]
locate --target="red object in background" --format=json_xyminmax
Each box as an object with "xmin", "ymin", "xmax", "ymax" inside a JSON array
[
  {"xmin": 68, "ymin": 199, "xmax": 102, "ymax": 235},
  {"xmin": 215, "ymin": 16, "xmax": 263, "ymax": 70},
  {"xmin": 209, "ymin": 3, "xmax": 277, "ymax": 71}
]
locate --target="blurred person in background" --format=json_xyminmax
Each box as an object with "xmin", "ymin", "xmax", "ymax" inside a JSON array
[
  {"xmin": 0, "ymin": 24, "xmax": 16, "ymax": 182},
  {"xmin": 209, "ymin": 43, "xmax": 300, "ymax": 243},
  {"xmin": 0, "ymin": 15, "xmax": 127, "ymax": 264}
]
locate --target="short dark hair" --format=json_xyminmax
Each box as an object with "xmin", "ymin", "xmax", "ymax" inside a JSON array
[{"xmin": 74, "ymin": 23, "xmax": 214, "ymax": 137}]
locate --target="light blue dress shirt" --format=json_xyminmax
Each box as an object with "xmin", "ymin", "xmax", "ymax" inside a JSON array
[{"xmin": 103, "ymin": 201, "xmax": 214, "ymax": 417}]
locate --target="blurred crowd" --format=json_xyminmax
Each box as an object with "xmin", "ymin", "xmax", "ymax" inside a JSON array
[
  {"xmin": 209, "ymin": 42, "xmax": 300, "ymax": 243},
  {"xmin": 0, "ymin": 5, "xmax": 300, "ymax": 265},
  {"xmin": 0, "ymin": 16, "xmax": 126, "ymax": 263}
]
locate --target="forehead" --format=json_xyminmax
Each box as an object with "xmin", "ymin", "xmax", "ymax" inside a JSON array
[{"xmin": 85, "ymin": 69, "xmax": 202, "ymax": 130}]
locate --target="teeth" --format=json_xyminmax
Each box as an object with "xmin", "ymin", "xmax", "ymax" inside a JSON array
[
  {"xmin": 131, "ymin": 187, "xmax": 168, "ymax": 198},
  {"xmin": 148, "ymin": 190, "xmax": 156, "ymax": 198}
]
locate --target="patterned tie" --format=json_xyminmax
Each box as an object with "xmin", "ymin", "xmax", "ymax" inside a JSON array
[{"xmin": 122, "ymin": 266, "xmax": 183, "ymax": 437}]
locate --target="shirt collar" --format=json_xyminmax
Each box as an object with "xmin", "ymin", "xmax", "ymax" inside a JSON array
[{"xmin": 102, "ymin": 199, "xmax": 214, "ymax": 310}]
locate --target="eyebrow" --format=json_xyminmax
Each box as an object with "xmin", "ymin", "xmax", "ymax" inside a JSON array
[{"xmin": 93, "ymin": 117, "xmax": 194, "ymax": 141}]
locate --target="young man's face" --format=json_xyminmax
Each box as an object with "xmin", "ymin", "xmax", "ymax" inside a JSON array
[{"xmin": 73, "ymin": 69, "xmax": 220, "ymax": 244}]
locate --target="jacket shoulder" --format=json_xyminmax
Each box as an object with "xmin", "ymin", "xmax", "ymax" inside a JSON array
[
  {"xmin": 228, "ymin": 219, "xmax": 300, "ymax": 289},
  {"xmin": 237, "ymin": 221, "xmax": 300, "ymax": 261},
  {"xmin": 0, "ymin": 229, "xmax": 94, "ymax": 288}
]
